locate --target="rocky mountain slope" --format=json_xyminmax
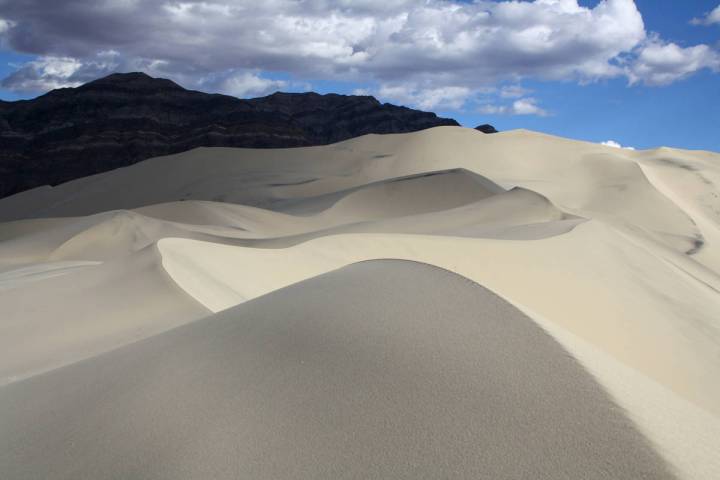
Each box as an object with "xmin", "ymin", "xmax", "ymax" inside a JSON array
[{"xmin": 0, "ymin": 72, "xmax": 468, "ymax": 198}]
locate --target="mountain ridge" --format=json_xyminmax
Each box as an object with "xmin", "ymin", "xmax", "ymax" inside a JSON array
[{"xmin": 0, "ymin": 72, "xmax": 481, "ymax": 199}]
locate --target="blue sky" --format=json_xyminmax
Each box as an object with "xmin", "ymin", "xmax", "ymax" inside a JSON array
[
  {"xmin": 0, "ymin": 0, "xmax": 718, "ymax": 151},
  {"xmin": 443, "ymin": 0, "xmax": 720, "ymax": 151}
]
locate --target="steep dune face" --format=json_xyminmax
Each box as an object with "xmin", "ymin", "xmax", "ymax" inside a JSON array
[
  {"xmin": 1, "ymin": 126, "xmax": 720, "ymax": 479},
  {"xmin": 157, "ymin": 223, "xmax": 720, "ymax": 417},
  {"xmin": 0, "ymin": 261, "xmax": 676, "ymax": 480}
]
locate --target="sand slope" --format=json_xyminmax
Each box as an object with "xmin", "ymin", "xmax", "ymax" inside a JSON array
[
  {"xmin": 1, "ymin": 126, "xmax": 719, "ymax": 478},
  {"xmin": 0, "ymin": 245, "xmax": 208, "ymax": 386},
  {"xmin": 0, "ymin": 261, "xmax": 676, "ymax": 479}
]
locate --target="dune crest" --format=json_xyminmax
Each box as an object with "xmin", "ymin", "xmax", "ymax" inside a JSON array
[
  {"xmin": 2, "ymin": 126, "xmax": 719, "ymax": 479},
  {"xmin": 0, "ymin": 261, "xmax": 679, "ymax": 479}
]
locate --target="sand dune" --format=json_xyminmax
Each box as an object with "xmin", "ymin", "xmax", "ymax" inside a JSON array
[
  {"xmin": 0, "ymin": 261, "xmax": 676, "ymax": 479},
  {"xmin": 0, "ymin": 128, "xmax": 700, "ymax": 253},
  {"xmin": 275, "ymin": 168, "xmax": 504, "ymax": 216},
  {"xmin": 1, "ymin": 126, "xmax": 719, "ymax": 478},
  {"xmin": 248, "ymin": 187, "xmax": 579, "ymax": 246},
  {"xmin": 0, "ymin": 246, "xmax": 208, "ymax": 386},
  {"xmin": 158, "ymin": 224, "xmax": 720, "ymax": 413}
]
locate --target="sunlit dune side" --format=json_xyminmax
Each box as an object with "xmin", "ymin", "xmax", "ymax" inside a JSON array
[{"xmin": 1, "ymin": 126, "xmax": 719, "ymax": 479}]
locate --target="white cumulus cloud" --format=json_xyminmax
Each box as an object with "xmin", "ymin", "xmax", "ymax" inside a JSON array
[
  {"xmin": 627, "ymin": 37, "xmax": 720, "ymax": 86},
  {"xmin": 601, "ymin": 140, "xmax": 635, "ymax": 150},
  {"xmin": 0, "ymin": 17, "xmax": 12, "ymax": 33},
  {"xmin": 2, "ymin": 56, "xmax": 87, "ymax": 91},
  {"xmin": 691, "ymin": 4, "xmax": 720, "ymax": 26},
  {"xmin": 214, "ymin": 72, "xmax": 288, "ymax": 98},
  {"xmin": 0, "ymin": 0, "xmax": 717, "ymax": 111},
  {"xmin": 479, "ymin": 97, "xmax": 549, "ymax": 116},
  {"xmin": 499, "ymin": 85, "xmax": 532, "ymax": 99},
  {"xmin": 378, "ymin": 84, "xmax": 471, "ymax": 110}
]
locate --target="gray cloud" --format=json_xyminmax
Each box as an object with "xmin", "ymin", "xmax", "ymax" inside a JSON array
[{"xmin": 0, "ymin": 0, "xmax": 718, "ymax": 110}]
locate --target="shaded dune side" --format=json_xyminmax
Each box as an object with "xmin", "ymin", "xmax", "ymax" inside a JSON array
[
  {"xmin": 269, "ymin": 168, "xmax": 504, "ymax": 216},
  {"xmin": 0, "ymin": 261, "xmax": 675, "ymax": 479},
  {"xmin": 0, "ymin": 170, "xmax": 500, "ymax": 266},
  {"xmin": 0, "ymin": 209, "xmax": 258, "ymax": 267},
  {"xmin": 0, "ymin": 171, "xmax": 571, "ymax": 267},
  {"xmin": 244, "ymin": 187, "xmax": 580, "ymax": 248},
  {"xmin": 0, "ymin": 127, "xmax": 704, "ymax": 259},
  {"xmin": 0, "ymin": 246, "xmax": 209, "ymax": 386}
]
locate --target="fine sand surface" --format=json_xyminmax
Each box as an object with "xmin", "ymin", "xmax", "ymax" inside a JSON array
[
  {"xmin": 0, "ymin": 261, "xmax": 677, "ymax": 479},
  {"xmin": 1, "ymin": 126, "xmax": 719, "ymax": 478},
  {"xmin": 0, "ymin": 246, "xmax": 208, "ymax": 386}
]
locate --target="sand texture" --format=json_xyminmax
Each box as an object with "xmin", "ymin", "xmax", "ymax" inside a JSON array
[
  {"xmin": 0, "ymin": 261, "xmax": 677, "ymax": 479},
  {"xmin": 1, "ymin": 126, "xmax": 719, "ymax": 478}
]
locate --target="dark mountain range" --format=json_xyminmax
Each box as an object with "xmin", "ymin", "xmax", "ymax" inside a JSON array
[{"xmin": 0, "ymin": 72, "xmax": 496, "ymax": 199}]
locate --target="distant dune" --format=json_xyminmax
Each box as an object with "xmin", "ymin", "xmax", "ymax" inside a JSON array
[
  {"xmin": 1, "ymin": 126, "xmax": 719, "ymax": 479},
  {"xmin": 0, "ymin": 72, "xmax": 460, "ymax": 199}
]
